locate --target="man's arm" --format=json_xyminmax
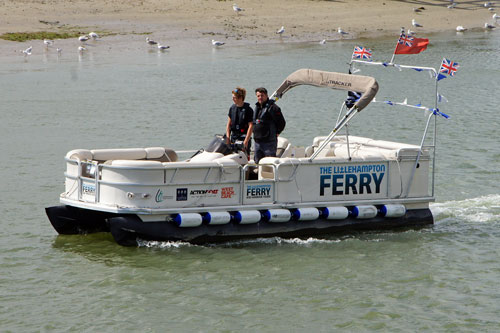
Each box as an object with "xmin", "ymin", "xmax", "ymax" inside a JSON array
[
  {"xmin": 244, "ymin": 122, "xmax": 253, "ymax": 148},
  {"xmin": 271, "ymin": 105, "xmax": 286, "ymax": 135},
  {"xmin": 225, "ymin": 117, "xmax": 232, "ymax": 144}
]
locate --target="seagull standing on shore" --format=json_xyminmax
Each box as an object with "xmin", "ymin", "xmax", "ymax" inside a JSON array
[
  {"xmin": 276, "ymin": 26, "xmax": 285, "ymax": 35},
  {"xmin": 158, "ymin": 43, "xmax": 170, "ymax": 51},
  {"xmin": 447, "ymin": 2, "xmax": 457, "ymax": 9},
  {"xmin": 146, "ymin": 37, "xmax": 158, "ymax": 45},
  {"xmin": 493, "ymin": 13, "xmax": 500, "ymax": 20},
  {"xmin": 78, "ymin": 46, "xmax": 86, "ymax": 53},
  {"xmin": 233, "ymin": 4, "xmax": 244, "ymax": 14},
  {"xmin": 456, "ymin": 25, "xmax": 467, "ymax": 32},
  {"xmin": 338, "ymin": 27, "xmax": 348, "ymax": 36},
  {"xmin": 484, "ymin": 2, "xmax": 492, "ymax": 8},
  {"xmin": 79, "ymin": 35, "xmax": 89, "ymax": 43},
  {"xmin": 319, "ymin": 39, "xmax": 326, "ymax": 45},
  {"xmin": 22, "ymin": 46, "xmax": 32, "ymax": 56},
  {"xmin": 484, "ymin": 22, "xmax": 496, "ymax": 29},
  {"xmin": 43, "ymin": 39, "xmax": 53, "ymax": 49},
  {"xmin": 89, "ymin": 32, "xmax": 99, "ymax": 40},
  {"xmin": 212, "ymin": 39, "xmax": 225, "ymax": 46},
  {"xmin": 412, "ymin": 19, "xmax": 423, "ymax": 27}
]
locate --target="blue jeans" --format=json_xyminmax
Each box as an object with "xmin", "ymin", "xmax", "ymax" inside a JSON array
[{"xmin": 254, "ymin": 140, "xmax": 277, "ymax": 163}]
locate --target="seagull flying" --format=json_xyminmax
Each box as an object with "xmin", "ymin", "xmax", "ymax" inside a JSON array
[
  {"xmin": 146, "ymin": 37, "xmax": 158, "ymax": 45},
  {"xmin": 22, "ymin": 46, "xmax": 32, "ymax": 56},
  {"xmin": 89, "ymin": 32, "xmax": 99, "ymax": 40},
  {"xmin": 212, "ymin": 39, "xmax": 225, "ymax": 46},
  {"xmin": 412, "ymin": 19, "xmax": 423, "ymax": 27},
  {"xmin": 233, "ymin": 4, "xmax": 244, "ymax": 13},
  {"xmin": 456, "ymin": 25, "xmax": 467, "ymax": 32},
  {"xmin": 276, "ymin": 26, "xmax": 285, "ymax": 35},
  {"xmin": 158, "ymin": 43, "xmax": 170, "ymax": 51}
]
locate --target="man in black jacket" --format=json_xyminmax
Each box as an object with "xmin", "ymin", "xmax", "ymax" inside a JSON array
[
  {"xmin": 253, "ymin": 87, "xmax": 286, "ymax": 163},
  {"xmin": 226, "ymin": 87, "xmax": 254, "ymax": 155}
]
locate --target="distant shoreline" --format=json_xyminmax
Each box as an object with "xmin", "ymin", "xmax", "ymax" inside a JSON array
[{"xmin": 0, "ymin": 0, "xmax": 497, "ymax": 48}]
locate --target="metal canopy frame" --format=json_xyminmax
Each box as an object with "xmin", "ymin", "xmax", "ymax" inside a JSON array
[{"xmin": 269, "ymin": 61, "xmax": 441, "ymax": 198}]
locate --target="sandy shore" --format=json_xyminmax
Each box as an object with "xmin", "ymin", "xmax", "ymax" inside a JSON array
[{"xmin": 0, "ymin": 0, "xmax": 498, "ymax": 46}]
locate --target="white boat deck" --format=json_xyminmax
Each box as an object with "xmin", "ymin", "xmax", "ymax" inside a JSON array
[{"xmin": 60, "ymin": 135, "xmax": 431, "ymax": 214}]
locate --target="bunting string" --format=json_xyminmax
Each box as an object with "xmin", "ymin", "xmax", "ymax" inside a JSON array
[{"xmin": 371, "ymin": 98, "xmax": 450, "ymax": 119}]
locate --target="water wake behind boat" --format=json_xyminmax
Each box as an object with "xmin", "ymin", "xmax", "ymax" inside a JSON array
[{"xmin": 431, "ymin": 194, "xmax": 500, "ymax": 224}]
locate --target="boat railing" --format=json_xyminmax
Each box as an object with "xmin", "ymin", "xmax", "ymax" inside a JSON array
[
  {"xmin": 63, "ymin": 152, "xmax": 435, "ymax": 210},
  {"xmin": 65, "ymin": 158, "xmax": 243, "ymax": 204},
  {"xmin": 345, "ymin": 60, "xmax": 440, "ymax": 198}
]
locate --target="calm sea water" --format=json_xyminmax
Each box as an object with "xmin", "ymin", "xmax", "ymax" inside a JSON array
[{"xmin": 1, "ymin": 31, "xmax": 499, "ymax": 331}]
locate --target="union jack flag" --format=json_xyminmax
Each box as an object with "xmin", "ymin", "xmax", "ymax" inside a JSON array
[
  {"xmin": 398, "ymin": 33, "xmax": 414, "ymax": 47},
  {"xmin": 352, "ymin": 46, "xmax": 372, "ymax": 60},
  {"xmin": 439, "ymin": 58, "xmax": 459, "ymax": 77}
]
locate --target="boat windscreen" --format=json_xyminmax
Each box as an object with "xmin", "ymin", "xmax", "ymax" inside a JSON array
[
  {"xmin": 205, "ymin": 135, "xmax": 233, "ymax": 155},
  {"xmin": 273, "ymin": 69, "xmax": 378, "ymax": 111}
]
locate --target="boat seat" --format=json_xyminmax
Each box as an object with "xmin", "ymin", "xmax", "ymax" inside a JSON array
[
  {"xmin": 65, "ymin": 149, "xmax": 93, "ymax": 161},
  {"xmin": 276, "ymin": 137, "xmax": 291, "ymax": 158},
  {"xmin": 65, "ymin": 147, "xmax": 178, "ymax": 163},
  {"xmin": 258, "ymin": 157, "xmax": 280, "ymax": 180},
  {"xmin": 189, "ymin": 151, "xmax": 224, "ymax": 162},
  {"xmin": 312, "ymin": 136, "xmax": 328, "ymax": 147},
  {"xmin": 305, "ymin": 145, "xmax": 314, "ymax": 157},
  {"xmin": 92, "ymin": 148, "xmax": 148, "ymax": 161},
  {"xmin": 310, "ymin": 135, "xmax": 428, "ymax": 160},
  {"xmin": 333, "ymin": 144, "xmax": 391, "ymax": 160},
  {"xmin": 101, "ymin": 159, "xmax": 165, "ymax": 184},
  {"xmin": 281, "ymin": 146, "xmax": 306, "ymax": 158},
  {"xmin": 149, "ymin": 148, "xmax": 178, "ymax": 162},
  {"xmin": 215, "ymin": 152, "xmax": 248, "ymax": 165},
  {"xmin": 305, "ymin": 142, "xmax": 336, "ymax": 158},
  {"xmin": 105, "ymin": 160, "xmax": 164, "ymax": 168}
]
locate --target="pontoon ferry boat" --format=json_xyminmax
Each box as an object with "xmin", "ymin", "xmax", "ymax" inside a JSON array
[{"xmin": 46, "ymin": 63, "xmax": 441, "ymax": 246}]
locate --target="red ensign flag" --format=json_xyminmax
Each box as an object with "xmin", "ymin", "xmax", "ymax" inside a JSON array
[{"xmin": 394, "ymin": 34, "xmax": 429, "ymax": 54}]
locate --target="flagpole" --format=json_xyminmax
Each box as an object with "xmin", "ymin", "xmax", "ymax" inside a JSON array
[{"xmin": 390, "ymin": 27, "xmax": 405, "ymax": 64}]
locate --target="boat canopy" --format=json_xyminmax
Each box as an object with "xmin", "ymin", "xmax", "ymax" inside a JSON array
[{"xmin": 273, "ymin": 69, "xmax": 378, "ymax": 111}]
